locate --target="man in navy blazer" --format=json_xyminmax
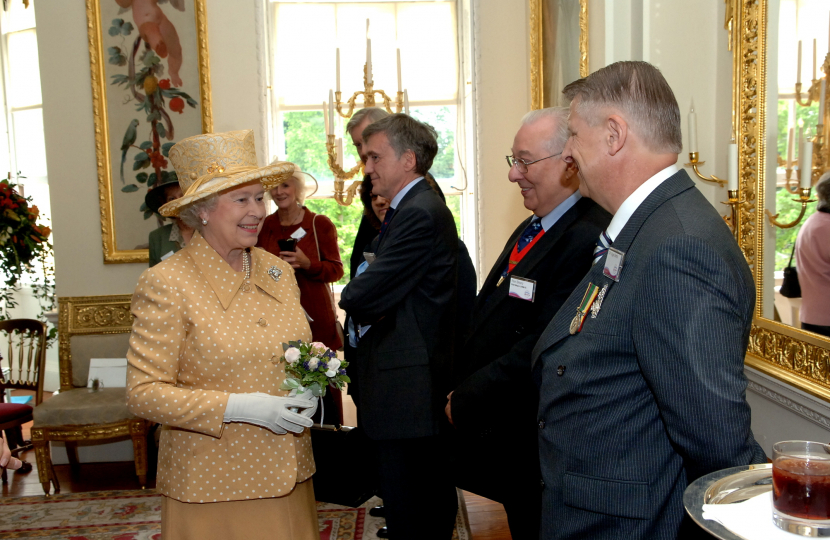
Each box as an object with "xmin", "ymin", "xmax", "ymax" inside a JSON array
[
  {"xmin": 339, "ymin": 114, "xmax": 459, "ymax": 540},
  {"xmin": 532, "ymin": 61, "xmax": 766, "ymax": 539},
  {"xmin": 446, "ymin": 107, "xmax": 610, "ymax": 540}
]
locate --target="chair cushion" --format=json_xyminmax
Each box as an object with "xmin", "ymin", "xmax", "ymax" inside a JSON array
[
  {"xmin": 0, "ymin": 403, "xmax": 34, "ymax": 423},
  {"xmin": 32, "ymin": 387, "xmax": 135, "ymax": 428}
]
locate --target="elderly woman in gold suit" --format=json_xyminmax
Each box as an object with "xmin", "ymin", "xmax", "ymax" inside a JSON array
[{"xmin": 126, "ymin": 130, "xmax": 321, "ymax": 540}]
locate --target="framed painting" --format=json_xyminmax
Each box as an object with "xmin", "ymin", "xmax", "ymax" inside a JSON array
[
  {"xmin": 86, "ymin": 0, "xmax": 213, "ymax": 264},
  {"xmin": 529, "ymin": 0, "xmax": 589, "ymax": 110}
]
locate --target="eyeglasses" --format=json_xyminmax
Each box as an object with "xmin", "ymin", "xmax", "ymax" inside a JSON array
[{"xmin": 505, "ymin": 152, "xmax": 562, "ymax": 173}]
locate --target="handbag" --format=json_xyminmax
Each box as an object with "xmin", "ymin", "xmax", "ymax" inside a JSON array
[
  {"xmin": 779, "ymin": 242, "xmax": 801, "ymax": 298},
  {"xmin": 310, "ymin": 424, "xmax": 377, "ymax": 507},
  {"xmin": 312, "ymin": 215, "xmax": 346, "ymax": 350}
]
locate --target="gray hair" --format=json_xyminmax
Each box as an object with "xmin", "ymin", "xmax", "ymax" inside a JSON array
[
  {"xmin": 362, "ymin": 114, "xmax": 438, "ymax": 175},
  {"xmin": 178, "ymin": 194, "xmax": 219, "ymax": 232},
  {"xmin": 521, "ymin": 107, "xmax": 570, "ymax": 153},
  {"xmin": 817, "ymin": 171, "xmax": 830, "ymax": 210},
  {"xmin": 562, "ymin": 61, "xmax": 683, "ymax": 154},
  {"xmin": 346, "ymin": 107, "xmax": 390, "ymax": 135}
]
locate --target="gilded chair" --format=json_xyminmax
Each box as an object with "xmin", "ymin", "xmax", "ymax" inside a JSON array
[
  {"xmin": 31, "ymin": 295, "xmax": 151, "ymax": 495},
  {"xmin": 0, "ymin": 318, "xmax": 47, "ymax": 483}
]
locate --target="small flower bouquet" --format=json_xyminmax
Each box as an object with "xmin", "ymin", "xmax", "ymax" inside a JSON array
[{"xmin": 279, "ymin": 340, "xmax": 350, "ymax": 398}]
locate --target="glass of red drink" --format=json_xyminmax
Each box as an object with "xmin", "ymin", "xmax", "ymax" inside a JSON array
[{"xmin": 773, "ymin": 441, "xmax": 830, "ymax": 536}]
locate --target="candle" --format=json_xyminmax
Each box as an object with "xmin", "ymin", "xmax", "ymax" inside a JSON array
[
  {"xmin": 396, "ymin": 48, "xmax": 402, "ymax": 93},
  {"xmin": 797, "ymin": 40, "xmax": 802, "ymax": 85},
  {"xmin": 820, "ymin": 78, "xmax": 827, "ymax": 120},
  {"xmin": 688, "ymin": 102, "xmax": 698, "ymax": 154},
  {"xmin": 799, "ymin": 126, "xmax": 804, "ymax": 158},
  {"xmin": 328, "ymin": 90, "xmax": 335, "ymax": 136},
  {"xmin": 404, "ymin": 90, "xmax": 410, "ymax": 115},
  {"xmin": 787, "ymin": 127, "xmax": 794, "ymax": 165},
  {"xmin": 367, "ymin": 39, "xmax": 373, "ymax": 85},
  {"xmin": 365, "ymin": 19, "xmax": 372, "ymax": 85},
  {"xmin": 801, "ymin": 141, "xmax": 813, "ymax": 189},
  {"xmin": 727, "ymin": 143, "xmax": 738, "ymax": 191},
  {"xmin": 337, "ymin": 138, "xmax": 344, "ymax": 168},
  {"xmin": 813, "ymin": 39, "xmax": 818, "ymax": 81},
  {"xmin": 336, "ymin": 48, "xmax": 341, "ymax": 93},
  {"xmin": 323, "ymin": 101, "xmax": 329, "ymax": 136},
  {"xmin": 798, "ymin": 126, "xmax": 804, "ymax": 168}
]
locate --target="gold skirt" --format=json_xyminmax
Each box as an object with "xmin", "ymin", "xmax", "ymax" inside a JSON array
[{"xmin": 161, "ymin": 479, "xmax": 318, "ymax": 540}]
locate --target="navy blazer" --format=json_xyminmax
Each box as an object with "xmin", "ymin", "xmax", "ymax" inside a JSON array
[
  {"xmin": 531, "ymin": 170, "xmax": 766, "ymax": 539},
  {"xmin": 450, "ymin": 197, "xmax": 610, "ymax": 505},
  {"xmin": 339, "ymin": 179, "xmax": 459, "ymax": 441}
]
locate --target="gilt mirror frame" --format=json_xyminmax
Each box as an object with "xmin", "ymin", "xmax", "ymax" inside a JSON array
[
  {"xmin": 529, "ymin": 0, "xmax": 589, "ymax": 110},
  {"xmin": 737, "ymin": 0, "xmax": 830, "ymax": 400}
]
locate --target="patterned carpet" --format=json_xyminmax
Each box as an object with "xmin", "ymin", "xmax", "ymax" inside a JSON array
[{"xmin": 0, "ymin": 489, "xmax": 471, "ymax": 540}]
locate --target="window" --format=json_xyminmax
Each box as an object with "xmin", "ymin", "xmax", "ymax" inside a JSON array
[
  {"xmin": 772, "ymin": 0, "xmax": 827, "ymax": 271},
  {"xmin": 266, "ymin": 1, "xmax": 472, "ymax": 282},
  {"xmin": 0, "ymin": 0, "xmax": 52, "ymax": 283}
]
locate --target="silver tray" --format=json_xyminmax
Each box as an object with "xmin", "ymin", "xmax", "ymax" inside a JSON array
[{"xmin": 683, "ymin": 463, "xmax": 773, "ymax": 540}]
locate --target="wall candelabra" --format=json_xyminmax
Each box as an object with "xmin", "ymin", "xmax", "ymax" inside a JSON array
[
  {"xmin": 324, "ymin": 20, "xmax": 410, "ymax": 206},
  {"xmin": 685, "ymin": 152, "xmax": 727, "ymax": 188},
  {"xmin": 765, "ymin": 187, "xmax": 817, "ymax": 229}
]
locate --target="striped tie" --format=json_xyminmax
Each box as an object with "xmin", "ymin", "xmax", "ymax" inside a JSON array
[
  {"xmin": 592, "ymin": 230, "xmax": 611, "ymax": 266},
  {"xmin": 501, "ymin": 218, "xmax": 543, "ymax": 278}
]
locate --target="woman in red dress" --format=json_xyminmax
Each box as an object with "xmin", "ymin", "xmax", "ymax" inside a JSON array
[{"xmin": 257, "ymin": 166, "xmax": 344, "ymax": 351}]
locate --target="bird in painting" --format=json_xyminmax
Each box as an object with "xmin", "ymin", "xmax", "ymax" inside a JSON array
[{"xmin": 120, "ymin": 119, "xmax": 139, "ymax": 184}]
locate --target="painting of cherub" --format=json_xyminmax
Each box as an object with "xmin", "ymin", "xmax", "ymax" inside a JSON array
[{"xmin": 88, "ymin": 0, "xmax": 212, "ymax": 263}]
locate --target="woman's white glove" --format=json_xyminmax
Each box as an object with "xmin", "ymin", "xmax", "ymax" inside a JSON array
[
  {"xmin": 224, "ymin": 392, "xmax": 315, "ymax": 434},
  {"xmin": 288, "ymin": 388, "xmax": 319, "ymax": 420}
]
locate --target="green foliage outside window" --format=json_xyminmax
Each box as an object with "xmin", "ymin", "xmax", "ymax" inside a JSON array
[
  {"xmin": 776, "ymin": 99, "xmax": 818, "ymax": 160},
  {"xmin": 772, "ymin": 99, "xmax": 820, "ymax": 271},
  {"xmin": 774, "ymin": 187, "xmax": 817, "ymax": 271},
  {"xmin": 286, "ymin": 106, "xmax": 462, "ymax": 284}
]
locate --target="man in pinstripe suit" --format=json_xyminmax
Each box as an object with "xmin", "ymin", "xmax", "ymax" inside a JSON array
[{"xmin": 532, "ymin": 61, "xmax": 766, "ymax": 539}]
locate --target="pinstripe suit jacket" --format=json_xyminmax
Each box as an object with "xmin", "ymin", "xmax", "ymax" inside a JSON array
[{"xmin": 530, "ymin": 170, "xmax": 766, "ymax": 539}]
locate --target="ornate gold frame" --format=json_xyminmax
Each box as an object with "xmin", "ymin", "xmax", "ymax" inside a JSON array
[
  {"xmin": 530, "ymin": 0, "xmax": 589, "ymax": 110},
  {"xmin": 737, "ymin": 0, "xmax": 830, "ymax": 401},
  {"xmin": 86, "ymin": 0, "xmax": 213, "ymax": 264},
  {"xmin": 31, "ymin": 295, "xmax": 150, "ymax": 494}
]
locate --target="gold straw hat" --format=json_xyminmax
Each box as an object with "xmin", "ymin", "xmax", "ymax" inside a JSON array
[
  {"xmin": 159, "ymin": 130, "xmax": 294, "ymax": 217},
  {"xmin": 283, "ymin": 164, "xmax": 319, "ymax": 199}
]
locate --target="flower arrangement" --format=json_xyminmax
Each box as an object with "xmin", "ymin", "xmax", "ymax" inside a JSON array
[
  {"xmin": 279, "ymin": 340, "xmax": 350, "ymax": 397},
  {"xmin": 0, "ymin": 179, "xmax": 56, "ymax": 338}
]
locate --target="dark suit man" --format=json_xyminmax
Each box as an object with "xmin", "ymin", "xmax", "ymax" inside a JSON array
[
  {"xmin": 531, "ymin": 61, "xmax": 767, "ymax": 539},
  {"xmin": 339, "ymin": 114, "xmax": 459, "ymax": 540},
  {"xmin": 446, "ymin": 107, "xmax": 610, "ymax": 540}
]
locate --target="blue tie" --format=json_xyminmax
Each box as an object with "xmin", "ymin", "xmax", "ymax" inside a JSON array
[
  {"xmin": 501, "ymin": 218, "xmax": 543, "ymax": 278},
  {"xmin": 593, "ymin": 230, "xmax": 612, "ymax": 266},
  {"xmin": 379, "ymin": 207, "xmax": 396, "ymax": 238}
]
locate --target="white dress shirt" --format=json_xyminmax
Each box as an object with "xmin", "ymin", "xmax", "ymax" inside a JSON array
[{"xmin": 606, "ymin": 164, "xmax": 680, "ymax": 242}]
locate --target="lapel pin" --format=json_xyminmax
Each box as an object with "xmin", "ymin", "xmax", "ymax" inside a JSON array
[{"xmin": 268, "ymin": 266, "xmax": 282, "ymax": 283}]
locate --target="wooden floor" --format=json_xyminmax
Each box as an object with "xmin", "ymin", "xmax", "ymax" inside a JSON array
[{"xmin": 1, "ymin": 419, "xmax": 512, "ymax": 539}]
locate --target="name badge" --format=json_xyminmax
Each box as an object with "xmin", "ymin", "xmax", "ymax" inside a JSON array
[
  {"xmin": 363, "ymin": 252, "xmax": 377, "ymax": 264},
  {"xmin": 508, "ymin": 276, "xmax": 536, "ymax": 302},
  {"xmin": 290, "ymin": 228, "xmax": 307, "ymax": 241},
  {"xmin": 160, "ymin": 250, "xmax": 175, "ymax": 261},
  {"xmin": 603, "ymin": 248, "xmax": 625, "ymax": 282}
]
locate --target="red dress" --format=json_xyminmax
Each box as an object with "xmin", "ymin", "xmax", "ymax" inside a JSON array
[{"xmin": 257, "ymin": 207, "xmax": 344, "ymax": 350}]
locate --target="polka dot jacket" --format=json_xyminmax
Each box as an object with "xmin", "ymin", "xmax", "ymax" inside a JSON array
[{"xmin": 126, "ymin": 233, "xmax": 315, "ymax": 503}]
